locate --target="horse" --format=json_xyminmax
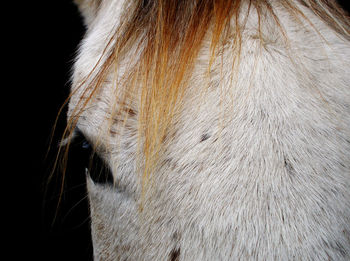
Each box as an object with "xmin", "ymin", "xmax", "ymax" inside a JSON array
[{"xmin": 64, "ymin": 0, "xmax": 350, "ymax": 260}]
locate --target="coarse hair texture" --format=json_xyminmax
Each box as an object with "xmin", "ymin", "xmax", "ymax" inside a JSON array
[{"xmin": 55, "ymin": 0, "xmax": 350, "ymax": 196}]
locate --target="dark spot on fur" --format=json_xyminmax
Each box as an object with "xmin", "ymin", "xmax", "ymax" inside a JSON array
[
  {"xmin": 284, "ymin": 157, "xmax": 295, "ymax": 176},
  {"xmin": 200, "ymin": 133, "xmax": 210, "ymax": 142},
  {"xmin": 343, "ymin": 229, "xmax": 350, "ymax": 242},
  {"xmin": 259, "ymin": 109, "xmax": 266, "ymax": 120},
  {"xmin": 160, "ymin": 158, "xmax": 173, "ymax": 168},
  {"xmin": 124, "ymin": 141, "xmax": 131, "ymax": 149},
  {"xmin": 334, "ymin": 241, "xmax": 347, "ymax": 257},
  {"xmin": 172, "ymin": 231, "xmax": 180, "ymax": 240},
  {"xmin": 169, "ymin": 248, "xmax": 180, "ymax": 261},
  {"xmin": 338, "ymin": 161, "xmax": 346, "ymax": 168},
  {"xmin": 109, "ymin": 129, "xmax": 118, "ymax": 137},
  {"xmin": 125, "ymin": 107, "xmax": 136, "ymax": 117},
  {"xmin": 96, "ymin": 223, "xmax": 105, "ymax": 232},
  {"xmin": 322, "ymin": 238, "xmax": 348, "ymax": 257},
  {"xmin": 330, "ymin": 188, "xmax": 338, "ymax": 196}
]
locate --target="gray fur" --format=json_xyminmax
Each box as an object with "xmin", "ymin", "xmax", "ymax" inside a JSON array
[{"xmin": 70, "ymin": 0, "xmax": 350, "ymax": 260}]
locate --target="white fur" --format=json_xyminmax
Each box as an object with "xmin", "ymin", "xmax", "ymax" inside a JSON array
[{"xmin": 70, "ymin": 1, "xmax": 350, "ymax": 260}]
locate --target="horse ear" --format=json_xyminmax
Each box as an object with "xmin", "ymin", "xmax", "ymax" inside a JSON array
[{"xmin": 74, "ymin": 0, "xmax": 101, "ymax": 27}]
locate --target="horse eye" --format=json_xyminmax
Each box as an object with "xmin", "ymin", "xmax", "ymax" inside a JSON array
[
  {"xmin": 82, "ymin": 140, "xmax": 91, "ymax": 149},
  {"xmin": 72, "ymin": 129, "xmax": 93, "ymax": 155},
  {"xmin": 72, "ymin": 129, "xmax": 114, "ymax": 185}
]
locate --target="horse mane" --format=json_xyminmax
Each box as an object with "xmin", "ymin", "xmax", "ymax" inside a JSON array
[{"xmin": 61, "ymin": 0, "xmax": 350, "ymax": 193}]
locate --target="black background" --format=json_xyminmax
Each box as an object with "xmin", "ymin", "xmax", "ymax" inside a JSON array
[
  {"xmin": 16, "ymin": 1, "xmax": 350, "ymax": 260},
  {"xmin": 18, "ymin": 1, "xmax": 92, "ymax": 260}
]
